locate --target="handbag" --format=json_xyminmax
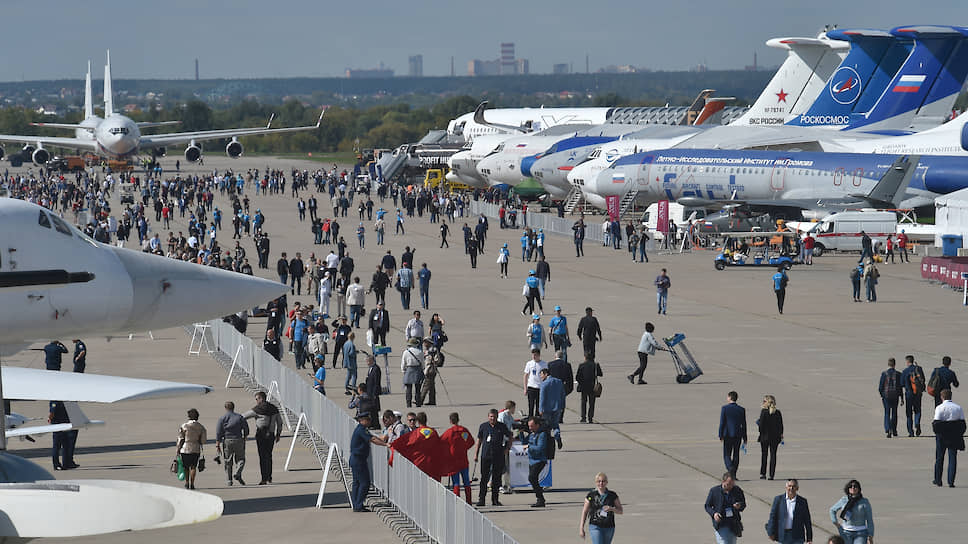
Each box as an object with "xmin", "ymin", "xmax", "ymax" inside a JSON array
[
  {"xmin": 175, "ymin": 457, "xmax": 186, "ymax": 481},
  {"xmin": 198, "ymin": 456, "xmax": 206, "ymax": 472},
  {"xmin": 592, "ymin": 375, "xmax": 603, "ymax": 398}
]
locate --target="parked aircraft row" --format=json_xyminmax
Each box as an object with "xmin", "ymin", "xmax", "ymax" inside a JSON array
[
  {"xmin": 445, "ymin": 25, "xmax": 968, "ymax": 219},
  {"xmin": 0, "ymin": 51, "xmax": 322, "ymax": 164}
]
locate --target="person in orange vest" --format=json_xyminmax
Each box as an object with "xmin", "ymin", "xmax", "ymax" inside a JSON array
[{"xmin": 441, "ymin": 412, "xmax": 476, "ymax": 504}]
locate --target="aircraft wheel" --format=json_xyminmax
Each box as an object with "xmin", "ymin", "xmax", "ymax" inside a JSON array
[{"xmin": 714, "ymin": 261, "xmax": 726, "ymax": 271}]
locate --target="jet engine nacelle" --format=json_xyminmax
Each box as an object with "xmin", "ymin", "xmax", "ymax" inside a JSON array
[
  {"xmin": 32, "ymin": 148, "xmax": 50, "ymax": 165},
  {"xmin": 184, "ymin": 145, "xmax": 202, "ymax": 162},
  {"xmin": 225, "ymin": 139, "xmax": 243, "ymax": 158}
]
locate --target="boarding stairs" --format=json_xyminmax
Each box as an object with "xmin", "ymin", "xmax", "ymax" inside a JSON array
[
  {"xmin": 618, "ymin": 189, "xmax": 639, "ymax": 218},
  {"xmin": 563, "ymin": 188, "xmax": 584, "ymax": 214}
]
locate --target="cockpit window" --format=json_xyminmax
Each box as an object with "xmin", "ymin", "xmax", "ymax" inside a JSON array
[
  {"xmin": 109, "ymin": 127, "xmax": 129, "ymax": 135},
  {"xmin": 589, "ymin": 148, "xmax": 601, "ymax": 159},
  {"xmin": 38, "ymin": 210, "xmax": 51, "ymax": 228},
  {"xmin": 49, "ymin": 214, "xmax": 73, "ymax": 236}
]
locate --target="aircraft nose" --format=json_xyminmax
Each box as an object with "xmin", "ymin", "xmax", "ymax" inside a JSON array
[
  {"xmin": 108, "ymin": 248, "xmax": 287, "ymax": 332},
  {"xmin": 593, "ymin": 166, "xmax": 629, "ymax": 197},
  {"xmin": 520, "ymin": 154, "xmax": 540, "ymax": 177}
]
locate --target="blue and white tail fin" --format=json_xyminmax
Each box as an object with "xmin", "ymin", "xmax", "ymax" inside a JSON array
[
  {"xmin": 104, "ymin": 50, "xmax": 114, "ymax": 117},
  {"xmin": 849, "ymin": 26, "xmax": 968, "ymax": 131},
  {"xmin": 787, "ymin": 28, "xmax": 896, "ymax": 128},
  {"xmin": 901, "ymin": 26, "xmax": 968, "ymax": 129},
  {"xmin": 84, "ymin": 60, "xmax": 93, "ymax": 120},
  {"xmin": 730, "ymin": 34, "xmax": 848, "ymax": 126}
]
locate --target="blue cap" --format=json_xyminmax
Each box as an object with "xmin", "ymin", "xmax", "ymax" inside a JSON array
[
  {"xmin": 529, "ymin": 270, "xmax": 535, "ymax": 274},
  {"xmin": 554, "ymin": 305, "xmax": 561, "ymax": 311},
  {"xmin": 532, "ymin": 314, "xmax": 540, "ymax": 319}
]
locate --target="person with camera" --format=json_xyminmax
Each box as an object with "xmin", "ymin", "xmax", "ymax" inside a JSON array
[
  {"xmin": 242, "ymin": 392, "xmax": 283, "ymax": 485},
  {"xmin": 705, "ymin": 472, "xmax": 746, "ymax": 544}
]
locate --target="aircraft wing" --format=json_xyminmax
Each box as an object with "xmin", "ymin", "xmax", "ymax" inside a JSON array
[
  {"xmin": 0, "ymin": 134, "xmax": 98, "ymax": 153},
  {"xmin": 4, "ymin": 366, "xmax": 213, "ymax": 403},
  {"xmin": 139, "ymin": 110, "xmax": 324, "ymax": 149},
  {"xmin": 6, "ymin": 422, "xmax": 75, "ymax": 438}
]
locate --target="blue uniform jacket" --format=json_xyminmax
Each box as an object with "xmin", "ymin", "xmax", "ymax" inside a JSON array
[{"xmin": 539, "ymin": 376, "xmax": 564, "ymax": 414}]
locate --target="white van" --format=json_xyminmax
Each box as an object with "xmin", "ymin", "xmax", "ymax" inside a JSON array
[
  {"xmin": 805, "ymin": 210, "xmax": 897, "ymax": 255},
  {"xmin": 639, "ymin": 202, "xmax": 706, "ymax": 241}
]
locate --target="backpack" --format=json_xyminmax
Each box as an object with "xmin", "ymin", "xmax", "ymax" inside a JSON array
[
  {"xmin": 910, "ymin": 364, "xmax": 926, "ymax": 395},
  {"xmin": 927, "ymin": 369, "xmax": 942, "ymax": 397},
  {"xmin": 398, "ymin": 269, "xmax": 412, "ymax": 289},
  {"xmin": 883, "ymin": 370, "xmax": 900, "ymax": 401}
]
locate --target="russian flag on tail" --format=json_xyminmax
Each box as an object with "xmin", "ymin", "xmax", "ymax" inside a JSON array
[
  {"xmin": 893, "ymin": 75, "xmax": 926, "ymax": 93},
  {"xmin": 612, "ymin": 172, "xmax": 625, "ymax": 184}
]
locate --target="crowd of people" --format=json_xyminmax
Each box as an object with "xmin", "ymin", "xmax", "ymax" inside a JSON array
[{"xmin": 8, "ymin": 156, "xmax": 963, "ymax": 544}]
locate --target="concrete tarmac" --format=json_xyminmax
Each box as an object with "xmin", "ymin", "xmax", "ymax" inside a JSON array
[{"xmin": 7, "ymin": 155, "xmax": 965, "ymax": 542}]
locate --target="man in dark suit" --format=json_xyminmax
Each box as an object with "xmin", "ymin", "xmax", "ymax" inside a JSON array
[
  {"xmin": 364, "ymin": 355, "xmax": 382, "ymax": 429},
  {"xmin": 367, "ymin": 302, "xmax": 390, "ymax": 347},
  {"xmin": 765, "ymin": 479, "xmax": 813, "ymax": 544},
  {"xmin": 719, "ymin": 391, "xmax": 747, "ymax": 478},
  {"xmin": 547, "ymin": 350, "xmax": 573, "ymax": 424}
]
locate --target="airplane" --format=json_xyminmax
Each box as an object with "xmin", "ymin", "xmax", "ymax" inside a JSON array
[
  {"xmin": 589, "ymin": 146, "xmax": 968, "ymax": 220},
  {"xmin": 0, "ymin": 52, "xmax": 323, "ymax": 165},
  {"xmin": 579, "ymin": 25, "xmax": 968, "ymax": 210},
  {"xmin": 445, "ymin": 103, "xmax": 613, "ymax": 143},
  {"xmin": 0, "ymin": 198, "xmax": 286, "ymax": 350},
  {"xmin": 0, "ymin": 197, "xmax": 288, "ymax": 539}
]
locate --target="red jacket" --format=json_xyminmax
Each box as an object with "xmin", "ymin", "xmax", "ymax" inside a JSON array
[{"xmin": 440, "ymin": 425, "xmax": 475, "ymax": 472}]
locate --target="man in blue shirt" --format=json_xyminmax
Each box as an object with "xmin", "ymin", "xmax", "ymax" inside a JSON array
[
  {"xmin": 548, "ymin": 306, "xmax": 570, "ymax": 363},
  {"xmin": 526, "ymin": 417, "xmax": 548, "ymax": 508},
  {"xmin": 349, "ymin": 413, "xmax": 387, "ymax": 512},
  {"xmin": 43, "ymin": 340, "xmax": 68, "ymax": 371},
  {"xmin": 719, "ymin": 391, "xmax": 747, "ymax": 479},
  {"xmin": 417, "ymin": 263, "xmax": 432, "ymax": 310},
  {"xmin": 772, "ymin": 266, "xmax": 788, "ymax": 315},
  {"xmin": 521, "ymin": 271, "xmax": 542, "ymax": 316},
  {"xmin": 538, "ymin": 368, "xmax": 565, "ymax": 448},
  {"xmin": 343, "ymin": 332, "xmax": 358, "ymax": 394},
  {"xmin": 291, "ymin": 311, "xmax": 308, "ymax": 370},
  {"xmin": 71, "ymin": 339, "xmax": 87, "ymax": 373}
]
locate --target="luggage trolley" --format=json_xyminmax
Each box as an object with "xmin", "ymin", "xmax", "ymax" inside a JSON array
[{"xmin": 663, "ymin": 333, "xmax": 703, "ymax": 383}]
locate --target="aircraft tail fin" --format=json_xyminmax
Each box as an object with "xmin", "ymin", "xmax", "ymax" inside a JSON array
[
  {"xmin": 63, "ymin": 401, "xmax": 93, "ymax": 427},
  {"xmin": 731, "ymin": 35, "xmax": 848, "ymax": 127},
  {"xmin": 473, "ymin": 101, "xmax": 528, "ymax": 134},
  {"xmin": 849, "ymin": 26, "xmax": 968, "ymax": 130},
  {"xmin": 857, "ymin": 154, "xmax": 921, "ymax": 207},
  {"xmin": 678, "ymin": 89, "xmax": 715, "ymax": 125},
  {"xmin": 104, "ymin": 50, "xmax": 114, "ymax": 117},
  {"xmin": 84, "ymin": 60, "xmax": 93, "ymax": 120},
  {"xmin": 787, "ymin": 29, "xmax": 896, "ymax": 128},
  {"xmin": 693, "ymin": 98, "xmax": 731, "ymax": 125}
]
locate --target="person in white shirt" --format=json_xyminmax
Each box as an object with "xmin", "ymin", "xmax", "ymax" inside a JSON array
[
  {"xmin": 630, "ymin": 322, "xmax": 663, "ymax": 385},
  {"xmin": 498, "ymin": 400, "xmax": 517, "ymax": 494},
  {"xmin": 405, "ymin": 310, "xmax": 424, "ymax": 342},
  {"xmin": 932, "ymin": 389, "xmax": 966, "ymax": 487},
  {"xmin": 523, "ymin": 348, "xmax": 548, "ymax": 419}
]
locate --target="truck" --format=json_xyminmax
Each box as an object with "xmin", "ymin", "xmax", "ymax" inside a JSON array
[{"xmin": 797, "ymin": 210, "xmax": 897, "ymax": 256}]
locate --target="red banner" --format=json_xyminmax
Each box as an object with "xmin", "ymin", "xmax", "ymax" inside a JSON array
[
  {"xmin": 657, "ymin": 200, "xmax": 669, "ymax": 234},
  {"xmin": 605, "ymin": 195, "xmax": 620, "ymax": 222}
]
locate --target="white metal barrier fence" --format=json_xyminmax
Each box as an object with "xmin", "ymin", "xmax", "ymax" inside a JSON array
[{"xmin": 206, "ymin": 319, "xmax": 519, "ymax": 544}]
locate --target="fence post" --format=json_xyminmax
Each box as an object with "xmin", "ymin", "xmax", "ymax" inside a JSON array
[{"xmin": 224, "ymin": 345, "xmax": 243, "ymax": 388}]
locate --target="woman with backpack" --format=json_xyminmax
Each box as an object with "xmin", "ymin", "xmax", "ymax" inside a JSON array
[{"xmin": 757, "ymin": 395, "xmax": 783, "ymax": 480}]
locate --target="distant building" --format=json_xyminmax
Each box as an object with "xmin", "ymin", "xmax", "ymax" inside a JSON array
[
  {"xmin": 408, "ymin": 55, "xmax": 423, "ymax": 77},
  {"xmin": 552, "ymin": 63, "xmax": 570, "ymax": 75},
  {"xmin": 597, "ymin": 64, "xmax": 642, "ymax": 74},
  {"xmin": 346, "ymin": 63, "xmax": 394, "ymax": 78},
  {"xmin": 690, "ymin": 63, "xmax": 708, "ymax": 73},
  {"xmin": 468, "ymin": 59, "xmax": 501, "ymax": 76},
  {"xmin": 468, "ymin": 42, "xmax": 529, "ymax": 76}
]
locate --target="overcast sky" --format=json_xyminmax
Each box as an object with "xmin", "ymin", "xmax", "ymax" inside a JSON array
[{"xmin": 0, "ymin": 1, "xmax": 963, "ymax": 80}]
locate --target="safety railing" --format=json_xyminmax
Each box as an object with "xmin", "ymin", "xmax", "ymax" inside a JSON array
[{"xmin": 204, "ymin": 319, "xmax": 518, "ymax": 544}]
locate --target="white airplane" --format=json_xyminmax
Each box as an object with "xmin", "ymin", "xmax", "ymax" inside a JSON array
[
  {"xmin": 446, "ymin": 104, "xmax": 613, "ymax": 143},
  {"xmin": 0, "ymin": 197, "xmax": 288, "ymax": 539},
  {"xmin": 0, "ymin": 51, "xmax": 323, "ymax": 165},
  {"xmin": 0, "ymin": 198, "xmax": 285, "ymax": 351}
]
